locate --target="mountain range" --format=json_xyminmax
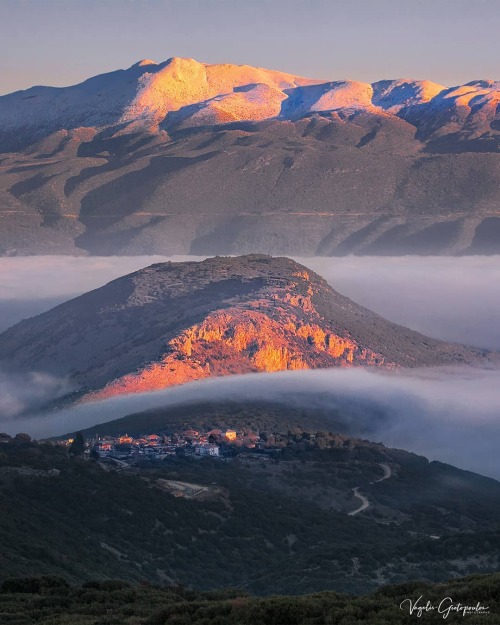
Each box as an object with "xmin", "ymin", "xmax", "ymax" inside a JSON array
[
  {"xmin": 0, "ymin": 255, "xmax": 492, "ymax": 407},
  {"xmin": 1, "ymin": 57, "xmax": 500, "ymax": 255},
  {"xmin": 2, "ymin": 57, "xmax": 500, "ymax": 148}
]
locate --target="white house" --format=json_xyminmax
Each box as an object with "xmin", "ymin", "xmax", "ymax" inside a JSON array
[{"xmin": 195, "ymin": 444, "xmax": 220, "ymax": 457}]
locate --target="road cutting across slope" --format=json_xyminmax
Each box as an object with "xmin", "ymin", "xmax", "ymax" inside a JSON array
[{"xmin": 348, "ymin": 463, "xmax": 392, "ymax": 516}]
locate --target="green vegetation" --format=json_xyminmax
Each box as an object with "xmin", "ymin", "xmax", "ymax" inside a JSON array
[
  {"xmin": 1, "ymin": 435, "xmax": 500, "ymax": 599},
  {"xmin": 1, "ymin": 573, "xmax": 499, "ymax": 625},
  {"xmin": 74, "ymin": 400, "xmax": 347, "ymax": 439}
]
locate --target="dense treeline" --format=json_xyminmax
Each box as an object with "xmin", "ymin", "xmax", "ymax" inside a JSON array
[{"xmin": 1, "ymin": 573, "xmax": 499, "ymax": 625}]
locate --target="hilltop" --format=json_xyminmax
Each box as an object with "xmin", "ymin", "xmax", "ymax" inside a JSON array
[{"xmin": 0, "ymin": 255, "xmax": 491, "ymax": 406}]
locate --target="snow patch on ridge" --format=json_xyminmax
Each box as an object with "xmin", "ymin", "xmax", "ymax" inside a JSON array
[
  {"xmin": 372, "ymin": 79, "xmax": 446, "ymax": 112},
  {"xmin": 132, "ymin": 59, "xmax": 159, "ymax": 67},
  {"xmin": 0, "ymin": 56, "xmax": 499, "ymax": 149}
]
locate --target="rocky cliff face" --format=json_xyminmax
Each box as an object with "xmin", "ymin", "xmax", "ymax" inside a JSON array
[
  {"xmin": 88, "ymin": 295, "xmax": 387, "ymax": 401},
  {"xmin": 1, "ymin": 58, "xmax": 500, "ymax": 256},
  {"xmin": 0, "ymin": 255, "xmax": 491, "ymax": 404}
]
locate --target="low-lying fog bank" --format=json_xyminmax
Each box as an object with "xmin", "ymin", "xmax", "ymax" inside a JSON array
[{"xmin": 2, "ymin": 367, "xmax": 500, "ymax": 480}]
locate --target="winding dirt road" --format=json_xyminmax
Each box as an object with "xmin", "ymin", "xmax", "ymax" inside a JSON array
[{"xmin": 348, "ymin": 463, "xmax": 392, "ymax": 516}]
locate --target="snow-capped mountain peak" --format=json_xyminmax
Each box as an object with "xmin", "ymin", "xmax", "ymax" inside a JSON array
[{"xmin": 0, "ymin": 56, "xmax": 498, "ymax": 150}]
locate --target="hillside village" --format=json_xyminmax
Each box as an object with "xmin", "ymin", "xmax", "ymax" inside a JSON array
[
  {"xmin": 56, "ymin": 426, "xmax": 359, "ymax": 468},
  {"xmin": 61, "ymin": 427, "xmax": 270, "ymax": 465}
]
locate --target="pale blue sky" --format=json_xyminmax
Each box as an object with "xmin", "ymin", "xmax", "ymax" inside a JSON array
[{"xmin": 1, "ymin": 0, "xmax": 499, "ymax": 95}]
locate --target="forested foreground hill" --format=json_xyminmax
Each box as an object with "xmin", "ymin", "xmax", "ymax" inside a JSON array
[
  {"xmin": 1, "ymin": 573, "xmax": 499, "ymax": 625},
  {"xmin": 1, "ymin": 436, "xmax": 500, "ymax": 600}
]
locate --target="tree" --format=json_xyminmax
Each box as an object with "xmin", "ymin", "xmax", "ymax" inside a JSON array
[
  {"xmin": 68, "ymin": 432, "xmax": 85, "ymax": 457},
  {"xmin": 14, "ymin": 433, "xmax": 32, "ymax": 444}
]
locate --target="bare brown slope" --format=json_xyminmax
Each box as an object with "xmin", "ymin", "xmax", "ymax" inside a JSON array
[
  {"xmin": 1, "ymin": 117, "xmax": 500, "ymax": 257},
  {"xmin": 0, "ymin": 255, "xmax": 491, "ymax": 403}
]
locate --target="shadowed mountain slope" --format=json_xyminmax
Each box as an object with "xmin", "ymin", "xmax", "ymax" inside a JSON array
[
  {"xmin": 0, "ymin": 255, "xmax": 492, "ymax": 404},
  {"xmin": 1, "ymin": 58, "xmax": 500, "ymax": 256}
]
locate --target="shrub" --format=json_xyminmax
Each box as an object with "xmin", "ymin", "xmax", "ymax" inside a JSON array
[{"xmin": 1, "ymin": 575, "xmax": 70, "ymax": 594}]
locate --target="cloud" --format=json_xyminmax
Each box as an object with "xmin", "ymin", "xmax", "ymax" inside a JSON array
[
  {"xmin": 0, "ymin": 255, "xmax": 206, "ymax": 331},
  {"xmin": 0, "ymin": 369, "xmax": 73, "ymax": 426},
  {"xmin": 6, "ymin": 366, "xmax": 500, "ymax": 479},
  {"xmin": 0, "ymin": 255, "xmax": 200, "ymax": 301},
  {"xmin": 301, "ymin": 255, "xmax": 500, "ymax": 350}
]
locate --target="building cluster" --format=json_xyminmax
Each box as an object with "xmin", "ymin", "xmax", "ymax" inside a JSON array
[{"xmin": 63, "ymin": 427, "xmax": 262, "ymax": 463}]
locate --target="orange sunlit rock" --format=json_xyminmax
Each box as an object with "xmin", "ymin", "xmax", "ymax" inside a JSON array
[
  {"xmin": 87, "ymin": 301, "xmax": 385, "ymax": 401},
  {"xmin": 2, "ymin": 254, "xmax": 483, "ymax": 408}
]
